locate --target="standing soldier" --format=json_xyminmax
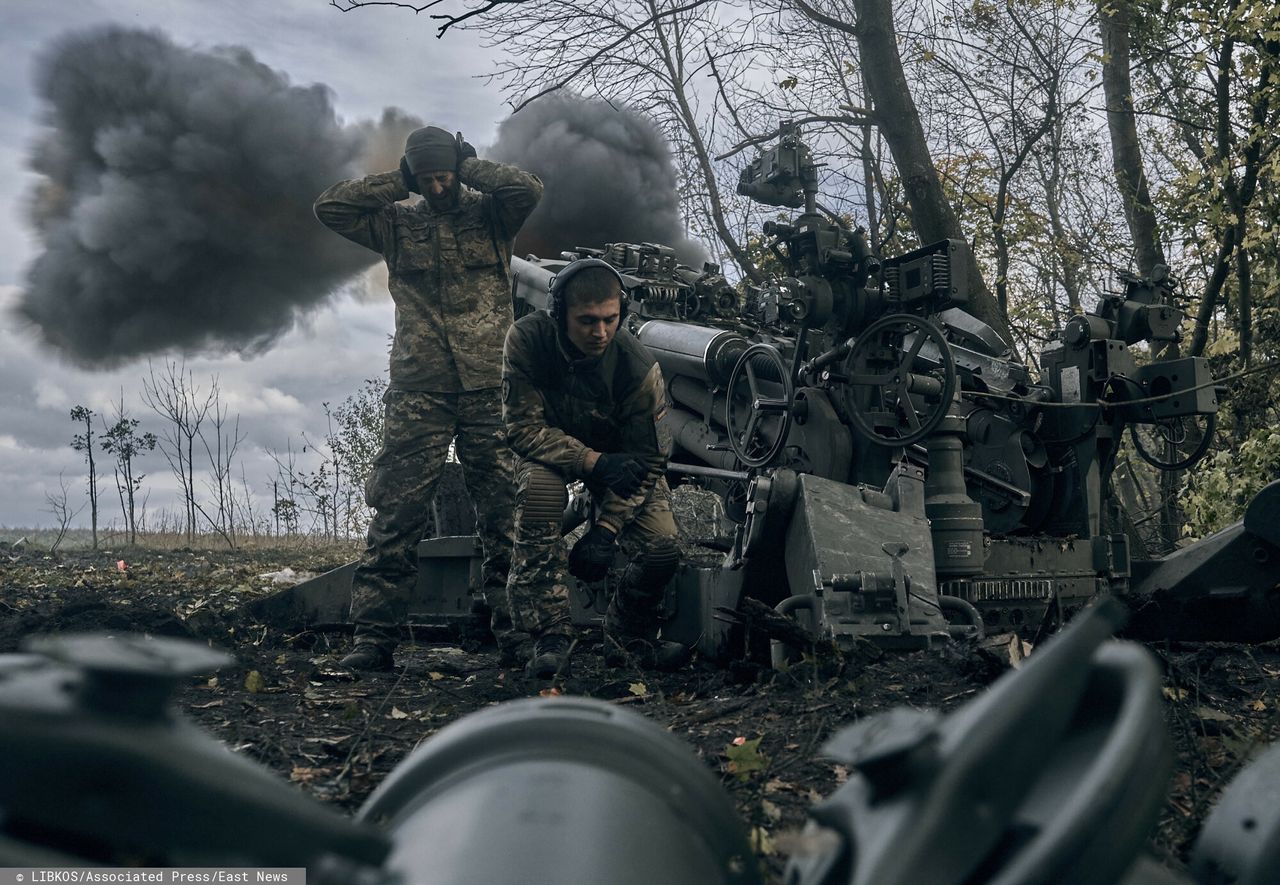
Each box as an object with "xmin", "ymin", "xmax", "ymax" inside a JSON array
[
  {"xmin": 314, "ymin": 126, "xmax": 542, "ymax": 672},
  {"xmin": 502, "ymin": 258, "xmax": 690, "ymax": 678}
]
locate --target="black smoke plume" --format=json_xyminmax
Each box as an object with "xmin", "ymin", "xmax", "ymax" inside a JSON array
[
  {"xmin": 17, "ymin": 29, "xmax": 706, "ymax": 365},
  {"xmin": 489, "ymin": 94, "xmax": 707, "ymax": 265},
  {"xmin": 17, "ymin": 27, "xmax": 419, "ymax": 365}
]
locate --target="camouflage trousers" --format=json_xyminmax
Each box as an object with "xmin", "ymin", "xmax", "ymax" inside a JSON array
[
  {"xmin": 506, "ymin": 460, "xmax": 679, "ymax": 639},
  {"xmin": 351, "ymin": 388, "xmax": 515, "ymax": 647}
]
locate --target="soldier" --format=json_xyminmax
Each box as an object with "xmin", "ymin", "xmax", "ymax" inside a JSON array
[
  {"xmin": 502, "ymin": 258, "xmax": 690, "ymax": 677},
  {"xmin": 314, "ymin": 126, "xmax": 542, "ymax": 672}
]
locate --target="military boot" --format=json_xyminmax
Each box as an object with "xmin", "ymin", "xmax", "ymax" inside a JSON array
[
  {"xmin": 492, "ymin": 606, "xmax": 532, "ymax": 667},
  {"xmin": 602, "ymin": 598, "xmax": 690, "ymax": 671},
  {"xmin": 339, "ymin": 640, "xmax": 395, "ymax": 673},
  {"xmin": 526, "ymin": 632, "xmax": 573, "ymax": 679}
]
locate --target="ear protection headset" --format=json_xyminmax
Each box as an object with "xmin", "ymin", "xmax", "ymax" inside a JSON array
[{"xmin": 546, "ymin": 258, "xmax": 628, "ymax": 325}]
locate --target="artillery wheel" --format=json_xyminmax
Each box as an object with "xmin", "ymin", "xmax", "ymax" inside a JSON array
[
  {"xmin": 1129, "ymin": 412, "xmax": 1215, "ymax": 472},
  {"xmin": 725, "ymin": 343, "xmax": 795, "ymax": 468},
  {"xmin": 844, "ymin": 313, "xmax": 957, "ymax": 447}
]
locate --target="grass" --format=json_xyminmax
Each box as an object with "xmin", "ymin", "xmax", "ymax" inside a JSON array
[{"xmin": 0, "ymin": 526, "xmax": 362, "ymax": 554}]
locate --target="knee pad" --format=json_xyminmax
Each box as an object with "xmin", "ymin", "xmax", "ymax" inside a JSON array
[
  {"xmin": 518, "ymin": 463, "xmax": 568, "ymax": 525},
  {"xmin": 622, "ymin": 537, "xmax": 680, "ymax": 593}
]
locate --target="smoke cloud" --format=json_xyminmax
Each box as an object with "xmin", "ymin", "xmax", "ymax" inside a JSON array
[
  {"xmin": 17, "ymin": 27, "xmax": 420, "ymax": 365},
  {"xmin": 17, "ymin": 30, "xmax": 706, "ymax": 365},
  {"xmin": 489, "ymin": 94, "xmax": 707, "ymax": 266}
]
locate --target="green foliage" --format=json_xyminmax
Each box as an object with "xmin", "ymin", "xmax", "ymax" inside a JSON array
[{"xmin": 1180, "ymin": 426, "xmax": 1280, "ymax": 538}]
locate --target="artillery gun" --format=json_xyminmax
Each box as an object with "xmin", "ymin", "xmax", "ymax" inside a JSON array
[
  {"xmin": 504, "ymin": 120, "xmax": 1278, "ymax": 655},
  {"xmin": 266, "ymin": 121, "xmax": 1280, "ymax": 656}
]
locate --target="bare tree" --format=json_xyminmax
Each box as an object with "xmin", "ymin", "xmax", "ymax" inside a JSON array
[
  {"xmin": 142, "ymin": 360, "xmax": 214, "ymax": 542},
  {"xmin": 197, "ymin": 377, "xmax": 247, "ymax": 547},
  {"xmin": 69, "ymin": 405, "xmax": 100, "ymax": 549},
  {"xmin": 42, "ymin": 473, "xmax": 85, "ymax": 553}
]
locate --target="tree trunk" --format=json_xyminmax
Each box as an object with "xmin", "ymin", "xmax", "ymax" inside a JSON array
[
  {"xmin": 794, "ymin": 0, "xmax": 1012, "ymax": 347},
  {"xmin": 1098, "ymin": 0, "xmax": 1167, "ymax": 278}
]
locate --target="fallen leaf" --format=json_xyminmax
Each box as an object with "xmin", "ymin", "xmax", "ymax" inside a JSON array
[
  {"xmin": 244, "ymin": 670, "xmax": 265, "ymax": 693},
  {"xmin": 207, "ymin": 676, "xmax": 219, "ymax": 689},
  {"xmin": 389, "ymin": 707, "xmax": 409, "ymax": 720},
  {"xmin": 629, "ymin": 682, "xmax": 648, "ymax": 697},
  {"xmin": 1008, "ymin": 636, "xmax": 1034, "ymax": 669},
  {"xmin": 290, "ymin": 766, "xmax": 327, "ymax": 784},
  {"xmin": 539, "ymin": 686, "xmax": 562, "ymax": 697},
  {"xmin": 833, "ymin": 764, "xmax": 850, "ymax": 784},
  {"xmin": 1163, "ymin": 686, "xmax": 1189, "ymax": 702},
  {"xmin": 750, "ymin": 826, "xmax": 776, "ymax": 855},
  {"xmin": 764, "ymin": 778, "xmax": 791, "ymax": 794},
  {"xmin": 732, "ymin": 735, "xmax": 747, "ymax": 746},
  {"xmin": 761, "ymin": 798, "xmax": 782, "ymax": 822},
  {"xmin": 428, "ymin": 671, "xmax": 446, "ymax": 681},
  {"xmin": 725, "ymin": 737, "xmax": 769, "ymax": 781},
  {"xmin": 275, "ymin": 653, "xmax": 287, "ymax": 665},
  {"xmin": 1251, "ymin": 698, "xmax": 1267, "ymax": 712}
]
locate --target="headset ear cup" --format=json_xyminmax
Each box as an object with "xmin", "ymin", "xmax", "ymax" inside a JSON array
[{"xmin": 545, "ymin": 257, "xmax": 626, "ymax": 326}]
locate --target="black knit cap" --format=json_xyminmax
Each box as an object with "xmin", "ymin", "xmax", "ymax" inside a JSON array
[{"xmin": 403, "ymin": 126, "xmax": 458, "ymax": 175}]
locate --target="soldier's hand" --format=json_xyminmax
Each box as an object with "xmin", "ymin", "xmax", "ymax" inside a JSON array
[
  {"xmin": 456, "ymin": 132, "xmax": 478, "ymax": 163},
  {"xmin": 569, "ymin": 524, "xmax": 617, "ymax": 582},
  {"xmin": 592, "ymin": 452, "xmax": 648, "ymax": 498},
  {"xmin": 399, "ymin": 156, "xmax": 419, "ymax": 194}
]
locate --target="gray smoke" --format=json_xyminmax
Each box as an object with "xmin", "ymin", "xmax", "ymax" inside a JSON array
[
  {"xmin": 489, "ymin": 94, "xmax": 707, "ymax": 265},
  {"xmin": 17, "ymin": 27, "xmax": 421, "ymax": 365}
]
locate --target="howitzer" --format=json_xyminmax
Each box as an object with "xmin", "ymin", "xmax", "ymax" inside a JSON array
[
  {"xmin": 263, "ymin": 121, "xmax": 1279, "ymax": 656},
  {"xmin": 2, "ymin": 613, "xmax": 1278, "ymax": 884},
  {"xmin": 500, "ymin": 121, "xmax": 1278, "ymax": 654}
]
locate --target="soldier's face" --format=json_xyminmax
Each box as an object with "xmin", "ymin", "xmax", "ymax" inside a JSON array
[
  {"xmin": 565, "ymin": 295, "xmax": 622, "ymax": 357},
  {"xmin": 421, "ymin": 170, "xmax": 458, "ymax": 209}
]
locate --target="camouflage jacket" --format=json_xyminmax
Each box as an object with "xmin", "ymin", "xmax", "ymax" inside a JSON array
[
  {"xmin": 503, "ymin": 312, "xmax": 670, "ymax": 533},
  {"xmin": 314, "ymin": 158, "xmax": 543, "ymax": 391}
]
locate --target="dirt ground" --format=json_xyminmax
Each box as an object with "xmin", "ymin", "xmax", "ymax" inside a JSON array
[{"xmin": 2, "ymin": 537, "xmax": 1277, "ymax": 882}]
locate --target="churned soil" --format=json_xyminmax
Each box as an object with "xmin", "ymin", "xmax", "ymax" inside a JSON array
[{"xmin": 2, "ymin": 537, "xmax": 1277, "ymax": 881}]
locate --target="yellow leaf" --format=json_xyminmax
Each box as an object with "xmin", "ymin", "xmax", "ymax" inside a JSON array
[
  {"xmin": 628, "ymin": 682, "xmax": 648, "ymax": 697},
  {"xmin": 244, "ymin": 670, "xmax": 265, "ymax": 693},
  {"xmin": 1251, "ymin": 698, "xmax": 1267, "ymax": 712},
  {"xmin": 750, "ymin": 826, "xmax": 776, "ymax": 856},
  {"xmin": 275, "ymin": 653, "xmax": 287, "ymax": 665},
  {"xmin": 428, "ymin": 671, "xmax": 446, "ymax": 681},
  {"xmin": 1163, "ymin": 686, "xmax": 1189, "ymax": 702},
  {"xmin": 761, "ymin": 798, "xmax": 782, "ymax": 822},
  {"xmin": 389, "ymin": 706, "xmax": 409, "ymax": 720},
  {"xmin": 207, "ymin": 676, "xmax": 219, "ymax": 689}
]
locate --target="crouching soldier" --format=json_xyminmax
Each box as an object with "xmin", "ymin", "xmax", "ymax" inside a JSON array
[{"xmin": 502, "ymin": 258, "xmax": 690, "ymax": 678}]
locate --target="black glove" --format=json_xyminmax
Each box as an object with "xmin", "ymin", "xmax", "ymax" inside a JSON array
[
  {"xmin": 591, "ymin": 452, "xmax": 648, "ymax": 498},
  {"xmin": 399, "ymin": 156, "xmax": 418, "ymax": 194},
  {"xmin": 569, "ymin": 525, "xmax": 618, "ymax": 582},
  {"xmin": 456, "ymin": 132, "xmax": 477, "ymax": 162}
]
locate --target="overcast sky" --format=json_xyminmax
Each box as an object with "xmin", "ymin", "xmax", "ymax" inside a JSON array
[{"xmin": 0, "ymin": 0, "xmax": 510, "ymax": 532}]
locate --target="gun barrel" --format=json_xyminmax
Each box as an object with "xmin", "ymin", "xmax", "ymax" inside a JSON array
[{"xmin": 637, "ymin": 320, "xmax": 749, "ymax": 387}]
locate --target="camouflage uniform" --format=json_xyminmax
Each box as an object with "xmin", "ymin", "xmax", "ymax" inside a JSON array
[
  {"xmin": 314, "ymin": 158, "xmax": 543, "ymax": 649},
  {"xmin": 502, "ymin": 310, "xmax": 679, "ymax": 640}
]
